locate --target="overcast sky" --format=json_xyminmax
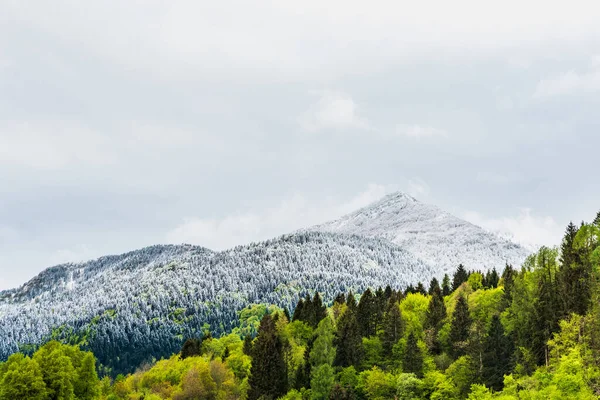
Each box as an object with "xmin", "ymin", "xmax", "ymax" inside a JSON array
[{"xmin": 1, "ymin": 0, "xmax": 599, "ymax": 290}]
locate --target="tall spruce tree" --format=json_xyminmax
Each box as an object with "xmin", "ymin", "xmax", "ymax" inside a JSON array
[
  {"xmin": 415, "ymin": 282, "xmax": 427, "ymax": 295},
  {"xmin": 312, "ymin": 292, "xmax": 328, "ymax": 327},
  {"xmin": 403, "ymin": 332, "xmax": 424, "ymax": 378},
  {"xmin": 449, "ymin": 295, "xmax": 472, "ymax": 358},
  {"xmin": 293, "ymin": 298, "xmax": 306, "ymax": 322},
  {"xmin": 428, "ymin": 278, "xmax": 440, "ymax": 295},
  {"xmin": 442, "ymin": 274, "xmax": 451, "ymax": 296},
  {"xmin": 452, "ymin": 264, "xmax": 469, "ymax": 291},
  {"xmin": 501, "ymin": 264, "xmax": 516, "ymax": 310},
  {"xmin": 357, "ymin": 289, "xmax": 378, "ymax": 337},
  {"xmin": 334, "ymin": 307, "xmax": 363, "ymax": 368},
  {"xmin": 425, "ymin": 288, "xmax": 447, "ymax": 355},
  {"xmin": 481, "ymin": 315, "xmax": 513, "ymax": 391},
  {"xmin": 248, "ymin": 314, "xmax": 287, "ymax": 400},
  {"xmin": 381, "ymin": 298, "xmax": 404, "ymax": 356},
  {"xmin": 346, "ymin": 292, "xmax": 357, "ymax": 312}
]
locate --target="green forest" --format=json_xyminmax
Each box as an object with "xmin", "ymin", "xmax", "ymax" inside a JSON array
[{"xmin": 1, "ymin": 213, "xmax": 600, "ymax": 400}]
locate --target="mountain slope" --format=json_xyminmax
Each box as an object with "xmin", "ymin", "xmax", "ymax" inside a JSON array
[
  {"xmin": 0, "ymin": 232, "xmax": 434, "ymax": 374},
  {"xmin": 310, "ymin": 192, "xmax": 530, "ymax": 274}
]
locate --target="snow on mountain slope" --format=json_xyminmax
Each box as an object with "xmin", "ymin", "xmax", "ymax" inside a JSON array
[
  {"xmin": 0, "ymin": 232, "xmax": 434, "ymax": 374},
  {"xmin": 310, "ymin": 192, "xmax": 531, "ymax": 275}
]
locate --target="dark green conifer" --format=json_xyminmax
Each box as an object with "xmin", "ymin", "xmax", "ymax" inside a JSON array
[
  {"xmin": 381, "ymin": 298, "xmax": 404, "ymax": 355},
  {"xmin": 403, "ymin": 332, "xmax": 424, "ymax": 378},
  {"xmin": 334, "ymin": 307, "xmax": 363, "ymax": 368},
  {"xmin": 428, "ymin": 278, "xmax": 440, "ymax": 295},
  {"xmin": 357, "ymin": 289, "xmax": 378, "ymax": 337},
  {"xmin": 425, "ymin": 288, "xmax": 447, "ymax": 354},
  {"xmin": 243, "ymin": 336, "xmax": 253, "ymax": 356},
  {"xmin": 292, "ymin": 299, "xmax": 305, "ymax": 322},
  {"xmin": 449, "ymin": 295, "xmax": 472, "ymax": 358},
  {"xmin": 248, "ymin": 314, "xmax": 288, "ymax": 400},
  {"xmin": 452, "ymin": 264, "xmax": 469, "ymax": 291},
  {"xmin": 481, "ymin": 315, "xmax": 513, "ymax": 391},
  {"xmin": 180, "ymin": 338, "xmax": 201, "ymax": 359},
  {"xmin": 442, "ymin": 274, "xmax": 451, "ymax": 296}
]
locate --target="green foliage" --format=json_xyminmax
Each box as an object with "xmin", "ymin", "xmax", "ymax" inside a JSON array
[
  {"xmin": 310, "ymin": 364, "xmax": 334, "ymax": 400},
  {"xmin": 449, "ymin": 295, "xmax": 472, "ymax": 358},
  {"xmin": 0, "ymin": 353, "xmax": 47, "ymax": 400}
]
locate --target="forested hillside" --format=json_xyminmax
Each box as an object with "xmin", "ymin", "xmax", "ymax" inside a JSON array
[
  {"xmin": 0, "ymin": 232, "xmax": 434, "ymax": 375},
  {"xmin": 1, "ymin": 212, "xmax": 598, "ymax": 399}
]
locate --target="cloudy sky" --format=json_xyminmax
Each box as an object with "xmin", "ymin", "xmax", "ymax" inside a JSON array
[{"xmin": 1, "ymin": 0, "xmax": 599, "ymax": 289}]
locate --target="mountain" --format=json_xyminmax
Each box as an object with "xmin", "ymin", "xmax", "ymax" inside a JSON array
[
  {"xmin": 311, "ymin": 192, "xmax": 530, "ymax": 275},
  {"xmin": 0, "ymin": 232, "xmax": 434, "ymax": 375}
]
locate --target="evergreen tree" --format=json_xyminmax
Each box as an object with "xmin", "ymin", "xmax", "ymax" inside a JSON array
[
  {"xmin": 425, "ymin": 288, "xmax": 447, "ymax": 354},
  {"xmin": 501, "ymin": 264, "xmax": 516, "ymax": 309},
  {"xmin": 293, "ymin": 299, "xmax": 306, "ymax": 322},
  {"xmin": 449, "ymin": 295, "xmax": 472, "ymax": 358},
  {"xmin": 383, "ymin": 285, "xmax": 394, "ymax": 302},
  {"xmin": 442, "ymin": 274, "xmax": 451, "ymax": 296},
  {"xmin": 248, "ymin": 314, "xmax": 288, "ymax": 400},
  {"xmin": 487, "ymin": 268, "xmax": 499, "ymax": 289},
  {"xmin": 310, "ymin": 318, "xmax": 336, "ymax": 367},
  {"xmin": 181, "ymin": 338, "xmax": 202, "ymax": 359},
  {"xmin": 481, "ymin": 315, "xmax": 513, "ymax": 391},
  {"xmin": 415, "ymin": 282, "xmax": 427, "ymax": 295},
  {"xmin": 294, "ymin": 346, "xmax": 312, "ymax": 390},
  {"xmin": 403, "ymin": 332, "xmax": 424, "ymax": 378},
  {"xmin": 334, "ymin": 307, "xmax": 363, "ymax": 368},
  {"xmin": 381, "ymin": 298, "xmax": 404, "ymax": 356},
  {"xmin": 594, "ymin": 211, "xmax": 600, "ymax": 227},
  {"xmin": 243, "ymin": 336, "xmax": 253, "ymax": 356},
  {"xmin": 312, "ymin": 292, "xmax": 328, "ymax": 327},
  {"xmin": 334, "ymin": 293, "xmax": 346, "ymax": 305},
  {"xmin": 557, "ymin": 222, "xmax": 591, "ymax": 317},
  {"xmin": 357, "ymin": 289, "xmax": 377, "ymax": 337},
  {"xmin": 452, "ymin": 264, "xmax": 469, "ymax": 291},
  {"xmin": 428, "ymin": 278, "xmax": 440, "ymax": 295},
  {"xmin": 346, "ymin": 292, "xmax": 357, "ymax": 312}
]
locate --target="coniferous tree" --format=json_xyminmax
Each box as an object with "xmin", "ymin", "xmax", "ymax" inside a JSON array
[
  {"xmin": 181, "ymin": 338, "xmax": 202, "ymax": 359},
  {"xmin": 334, "ymin": 307, "xmax": 363, "ymax": 368},
  {"xmin": 501, "ymin": 264, "xmax": 516, "ymax": 309},
  {"xmin": 403, "ymin": 332, "xmax": 424, "ymax": 378},
  {"xmin": 357, "ymin": 289, "xmax": 377, "ymax": 337},
  {"xmin": 487, "ymin": 268, "xmax": 499, "ymax": 289},
  {"xmin": 312, "ymin": 292, "xmax": 328, "ymax": 327},
  {"xmin": 452, "ymin": 264, "xmax": 469, "ymax": 291},
  {"xmin": 481, "ymin": 315, "xmax": 513, "ymax": 391},
  {"xmin": 381, "ymin": 298, "xmax": 404, "ymax": 356},
  {"xmin": 334, "ymin": 293, "xmax": 346, "ymax": 305},
  {"xmin": 557, "ymin": 222, "xmax": 589, "ymax": 317},
  {"xmin": 428, "ymin": 278, "xmax": 440, "ymax": 295},
  {"xmin": 415, "ymin": 282, "xmax": 427, "ymax": 295},
  {"xmin": 425, "ymin": 288, "xmax": 447, "ymax": 354},
  {"xmin": 594, "ymin": 211, "xmax": 600, "ymax": 227},
  {"xmin": 346, "ymin": 292, "xmax": 357, "ymax": 312},
  {"xmin": 449, "ymin": 295, "xmax": 472, "ymax": 358},
  {"xmin": 442, "ymin": 274, "xmax": 451, "ymax": 297},
  {"xmin": 294, "ymin": 345, "xmax": 312, "ymax": 390},
  {"xmin": 383, "ymin": 285, "xmax": 394, "ymax": 302},
  {"xmin": 404, "ymin": 285, "xmax": 416, "ymax": 296},
  {"xmin": 243, "ymin": 336, "xmax": 253, "ymax": 356},
  {"xmin": 248, "ymin": 314, "xmax": 287, "ymax": 400},
  {"xmin": 293, "ymin": 299, "xmax": 306, "ymax": 322}
]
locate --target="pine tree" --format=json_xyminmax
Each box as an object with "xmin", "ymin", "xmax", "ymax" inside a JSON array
[
  {"xmin": 248, "ymin": 314, "xmax": 288, "ymax": 400},
  {"xmin": 312, "ymin": 292, "xmax": 328, "ymax": 327},
  {"xmin": 357, "ymin": 289, "xmax": 377, "ymax": 337},
  {"xmin": 449, "ymin": 295, "xmax": 472, "ymax": 358},
  {"xmin": 383, "ymin": 285, "xmax": 394, "ymax": 301},
  {"xmin": 452, "ymin": 264, "xmax": 469, "ymax": 291},
  {"xmin": 293, "ymin": 299, "xmax": 306, "ymax": 322},
  {"xmin": 346, "ymin": 292, "xmax": 357, "ymax": 312},
  {"xmin": 334, "ymin": 293, "xmax": 346, "ymax": 305},
  {"xmin": 334, "ymin": 307, "xmax": 363, "ymax": 368},
  {"xmin": 487, "ymin": 268, "xmax": 499, "ymax": 289},
  {"xmin": 442, "ymin": 274, "xmax": 451, "ymax": 296},
  {"xmin": 428, "ymin": 278, "xmax": 440, "ymax": 295},
  {"xmin": 481, "ymin": 315, "xmax": 513, "ymax": 391},
  {"xmin": 415, "ymin": 282, "xmax": 427, "ymax": 295},
  {"xmin": 294, "ymin": 345, "xmax": 312, "ymax": 390},
  {"xmin": 594, "ymin": 211, "xmax": 600, "ymax": 227},
  {"xmin": 501, "ymin": 264, "xmax": 516, "ymax": 310},
  {"xmin": 403, "ymin": 332, "xmax": 424, "ymax": 378},
  {"xmin": 557, "ymin": 222, "xmax": 590, "ymax": 317},
  {"xmin": 243, "ymin": 336, "xmax": 253, "ymax": 356},
  {"xmin": 181, "ymin": 338, "xmax": 202, "ymax": 359},
  {"xmin": 381, "ymin": 298, "xmax": 404, "ymax": 356},
  {"xmin": 425, "ymin": 289, "xmax": 447, "ymax": 355}
]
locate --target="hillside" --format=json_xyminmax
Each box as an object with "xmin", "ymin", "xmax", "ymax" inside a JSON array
[
  {"xmin": 311, "ymin": 192, "xmax": 530, "ymax": 274},
  {"xmin": 0, "ymin": 232, "xmax": 434, "ymax": 374}
]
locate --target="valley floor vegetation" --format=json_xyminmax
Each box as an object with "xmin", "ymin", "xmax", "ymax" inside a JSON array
[{"xmin": 1, "ymin": 212, "xmax": 599, "ymax": 399}]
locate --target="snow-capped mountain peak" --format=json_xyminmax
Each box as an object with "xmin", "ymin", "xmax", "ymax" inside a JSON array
[{"xmin": 311, "ymin": 192, "xmax": 530, "ymax": 274}]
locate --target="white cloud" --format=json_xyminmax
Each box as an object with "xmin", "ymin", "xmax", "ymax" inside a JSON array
[
  {"xmin": 396, "ymin": 124, "xmax": 447, "ymax": 139},
  {"xmin": 166, "ymin": 183, "xmax": 396, "ymax": 249},
  {"xmin": 463, "ymin": 208, "xmax": 563, "ymax": 249},
  {"xmin": 300, "ymin": 91, "xmax": 369, "ymax": 132},
  {"xmin": 533, "ymin": 60, "xmax": 600, "ymax": 98}
]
